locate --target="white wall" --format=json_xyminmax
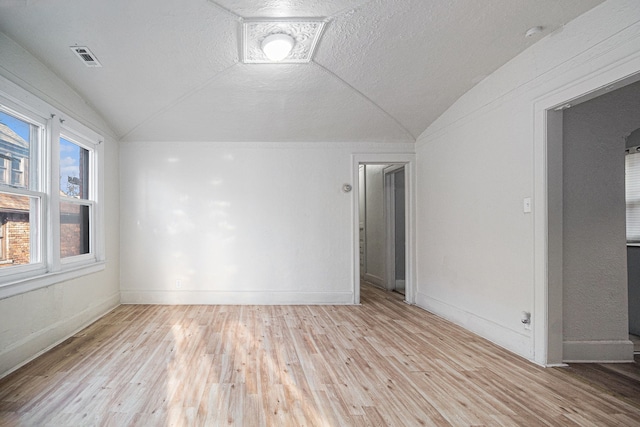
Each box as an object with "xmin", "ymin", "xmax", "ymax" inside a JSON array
[
  {"xmin": 120, "ymin": 142, "xmax": 413, "ymax": 304},
  {"xmin": 415, "ymin": 0, "xmax": 640, "ymax": 363},
  {"xmin": 0, "ymin": 33, "xmax": 120, "ymax": 377}
]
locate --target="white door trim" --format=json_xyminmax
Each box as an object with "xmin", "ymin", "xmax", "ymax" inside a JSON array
[
  {"xmin": 352, "ymin": 153, "xmax": 416, "ymax": 305},
  {"xmin": 533, "ymin": 52, "xmax": 640, "ymax": 366}
]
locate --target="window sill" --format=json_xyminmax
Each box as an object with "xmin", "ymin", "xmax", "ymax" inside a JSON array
[
  {"xmin": 0, "ymin": 261, "xmax": 106, "ymax": 300},
  {"xmin": 627, "ymin": 243, "xmax": 640, "ymax": 247}
]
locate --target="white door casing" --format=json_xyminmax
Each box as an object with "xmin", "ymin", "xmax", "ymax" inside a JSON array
[{"xmin": 352, "ymin": 153, "xmax": 416, "ymax": 305}]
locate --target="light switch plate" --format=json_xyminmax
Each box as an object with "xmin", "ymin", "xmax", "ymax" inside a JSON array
[{"xmin": 523, "ymin": 198, "xmax": 532, "ymax": 213}]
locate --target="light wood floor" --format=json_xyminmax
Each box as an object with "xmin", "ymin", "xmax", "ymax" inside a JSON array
[{"xmin": 1, "ymin": 284, "xmax": 639, "ymax": 426}]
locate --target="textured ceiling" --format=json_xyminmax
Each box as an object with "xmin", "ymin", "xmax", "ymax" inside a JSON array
[{"xmin": 0, "ymin": 0, "xmax": 606, "ymax": 143}]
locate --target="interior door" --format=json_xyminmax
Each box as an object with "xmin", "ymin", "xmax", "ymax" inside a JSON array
[
  {"xmin": 393, "ymin": 168, "xmax": 406, "ymax": 294},
  {"xmin": 384, "ymin": 165, "xmax": 406, "ymax": 294},
  {"xmin": 359, "ymin": 165, "xmax": 366, "ymax": 279}
]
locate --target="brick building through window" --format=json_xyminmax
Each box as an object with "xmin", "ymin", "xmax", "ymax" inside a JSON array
[
  {"xmin": 0, "ymin": 193, "xmax": 30, "ymax": 266},
  {"xmin": 0, "ymin": 124, "xmax": 87, "ymax": 265}
]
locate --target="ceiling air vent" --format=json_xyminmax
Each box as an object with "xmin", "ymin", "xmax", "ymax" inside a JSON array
[{"xmin": 70, "ymin": 46, "xmax": 102, "ymax": 67}]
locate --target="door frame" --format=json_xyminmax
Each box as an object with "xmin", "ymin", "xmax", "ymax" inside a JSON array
[
  {"xmin": 384, "ymin": 164, "xmax": 405, "ymax": 292},
  {"xmin": 352, "ymin": 153, "xmax": 416, "ymax": 305},
  {"xmin": 358, "ymin": 165, "xmax": 367, "ymax": 280},
  {"xmin": 533, "ymin": 56, "xmax": 640, "ymax": 365}
]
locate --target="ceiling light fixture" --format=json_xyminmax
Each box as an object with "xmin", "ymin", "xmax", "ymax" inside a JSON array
[
  {"xmin": 242, "ymin": 19, "xmax": 326, "ymax": 64},
  {"xmin": 261, "ymin": 33, "xmax": 295, "ymax": 62},
  {"xmin": 525, "ymin": 26, "xmax": 544, "ymax": 38}
]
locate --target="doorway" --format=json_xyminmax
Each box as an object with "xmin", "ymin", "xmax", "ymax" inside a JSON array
[
  {"xmin": 540, "ymin": 72, "xmax": 640, "ymax": 365},
  {"xmin": 352, "ymin": 153, "xmax": 415, "ymax": 305}
]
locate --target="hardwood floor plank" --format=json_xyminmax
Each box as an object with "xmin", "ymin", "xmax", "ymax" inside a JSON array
[
  {"xmin": 556, "ymin": 355, "xmax": 640, "ymax": 410},
  {"xmin": 1, "ymin": 284, "xmax": 640, "ymax": 426}
]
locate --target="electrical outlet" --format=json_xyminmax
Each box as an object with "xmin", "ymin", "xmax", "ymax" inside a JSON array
[{"xmin": 176, "ymin": 280, "xmax": 182, "ymax": 289}]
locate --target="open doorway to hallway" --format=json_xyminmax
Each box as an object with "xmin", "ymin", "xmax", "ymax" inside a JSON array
[
  {"xmin": 545, "ymin": 75, "xmax": 640, "ymax": 363},
  {"xmin": 351, "ymin": 153, "xmax": 415, "ymax": 306},
  {"xmin": 358, "ymin": 163, "xmax": 406, "ymax": 296}
]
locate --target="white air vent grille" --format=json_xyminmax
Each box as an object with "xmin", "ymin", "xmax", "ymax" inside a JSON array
[{"xmin": 70, "ymin": 46, "xmax": 102, "ymax": 67}]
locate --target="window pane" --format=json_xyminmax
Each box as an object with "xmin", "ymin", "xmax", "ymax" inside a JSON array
[
  {"xmin": 60, "ymin": 137, "xmax": 89, "ymax": 199},
  {"xmin": 626, "ymin": 152, "xmax": 640, "ymax": 241},
  {"xmin": 0, "ymin": 110, "xmax": 32, "ymax": 189},
  {"xmin": 0, "ymin": 193, "xmax": 39, "ymax": 267},
  {"xmin": 60, "ymin": 202, "xmax": 90, "ymax": 258}
]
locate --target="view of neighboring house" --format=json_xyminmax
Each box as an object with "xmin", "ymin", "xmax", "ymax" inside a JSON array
[
  {"xmin": 0, "ymin": 123, "xmax": 30, "ymax": 267},
  {"xmin": 0, "ymin": 122, "xmax": 28, "ymax": 188},
  {"xmin": 0, "ymin": 193, "xmax": 29, "ymax": 266},
  {"xmin": 0, "ymin": 123, "xmax": 86, "ymax": 265}
]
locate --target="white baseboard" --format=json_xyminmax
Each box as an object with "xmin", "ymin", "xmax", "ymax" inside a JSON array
[
  {"xmin": 363, "ymin": 273, "xmax": 385, "ymax": 288},
  {"xmin": 563, "ymin": 340, "xmax": 634, "ymax": 363},
  {"xmin": 416, "ymin": 291, "xmax": 532, "ymax": 360},
  {"xmin": 0, "ymin": 292, "xmax": 120, "ymax": 379},
  {"xmin": 120, "ymin": 290, "xmax": 354, "ymax": 305}
]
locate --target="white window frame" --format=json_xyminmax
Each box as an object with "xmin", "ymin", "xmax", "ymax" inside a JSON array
[
  {"xmin": 0, "ymin": 77, "xmax": 105, "ymax": 300},
  {"xmin": 58, "ymin": 130, "xmax": 97, "ymax": 265},
  {"xmin": 0, "ymin": 99, "xmax": 47, "ymax": 280}
]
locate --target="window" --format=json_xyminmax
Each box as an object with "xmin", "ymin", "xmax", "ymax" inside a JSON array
[
  {"xmin": 0, "ymin": 111, "xmax": 30, "ymax": 189},
  {"xmin": 626, "ymin": 148, "xmax": 640, "ymax": 242},
  {"xmin": 0, "ymin": 83, "xmax": 104, "ymax": 296},
  {"xmin": 60, "ymin": 136, "xmax": 92, "ymax": 259},
  {"xmin": 0, "ymin": 108, "xmax": 42, "ymax": 270}
]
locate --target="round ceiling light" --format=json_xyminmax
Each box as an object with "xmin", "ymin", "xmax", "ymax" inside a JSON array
[
  {"xmin": 525, "ymin": 26, "xmax": 544, "ymax": 38},
  {"xmin": 261, "ymin": 33, "xmax": 295, "ymax": 61}
]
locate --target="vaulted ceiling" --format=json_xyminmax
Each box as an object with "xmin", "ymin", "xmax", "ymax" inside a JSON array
[{"xmin": 0, "ymin": 0, "xmax": 605, "ymax": 143}]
